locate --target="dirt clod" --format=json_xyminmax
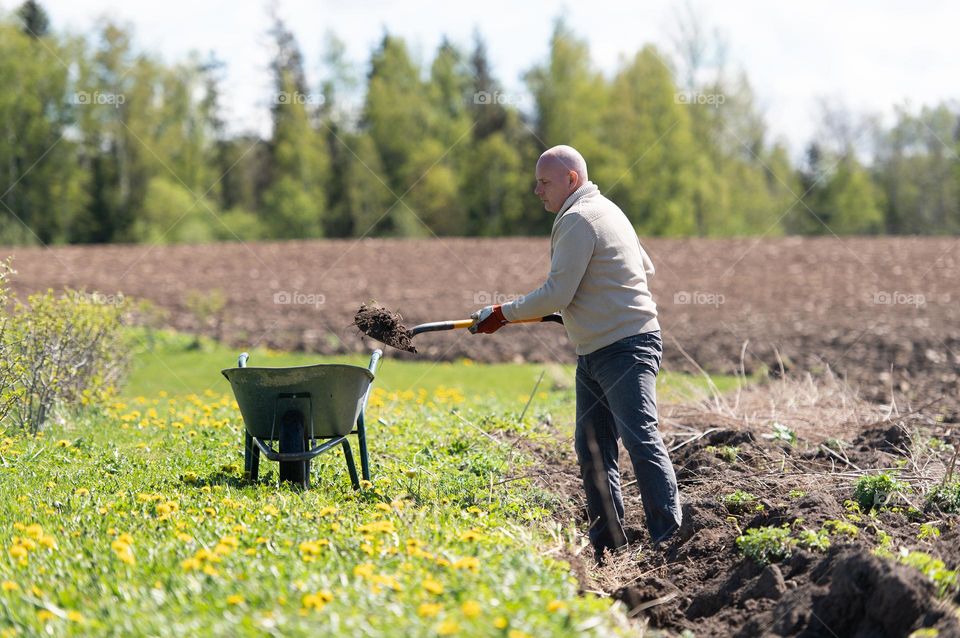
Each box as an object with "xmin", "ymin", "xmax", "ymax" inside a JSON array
[{"xmin": 353, "ymin": 303, "xmax": 416, "ymax": 353}]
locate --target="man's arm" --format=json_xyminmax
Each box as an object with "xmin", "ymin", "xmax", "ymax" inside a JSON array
[{"xmin": 502, "ymin": 214, "xmax": 595, "ymax": 321}]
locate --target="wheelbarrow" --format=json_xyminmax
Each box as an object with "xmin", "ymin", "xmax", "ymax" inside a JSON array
[{"xmin": 221, "ymin": 349, "xmax": 382, "ymax": 489}]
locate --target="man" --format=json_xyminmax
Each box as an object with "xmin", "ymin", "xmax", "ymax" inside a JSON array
[{"xmin": 470, "ymin": 145, "xmax": 682, "ymax": 560}]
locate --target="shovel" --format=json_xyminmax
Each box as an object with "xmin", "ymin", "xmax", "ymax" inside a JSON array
[{"xmin": 353, "ymin": 303, "xmax": 562, "ymax": 353}]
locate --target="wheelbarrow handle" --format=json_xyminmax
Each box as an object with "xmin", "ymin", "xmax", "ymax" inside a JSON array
[{"xmin": 409, "ymin": 313, "xmax": 562, "ymax": 337}]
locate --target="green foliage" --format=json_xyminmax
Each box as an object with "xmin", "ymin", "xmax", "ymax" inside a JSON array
[
  {"xmin": 705, "ymin": 445, "xmax": 739, "ymax": 462},
  {"xmin": 925, "ymin": 481, "xmax": 960, "ymax": 513},
  {"xmin": 722, "ymin": 490, "xmax": 760, "ymax": 514},
  {"xmin": 736, "ymin": 525, "xmax": 793, "ymax": 565},
  {"xmin": 3, "ymin": 14, "xmax": 957, "ymax": 243},
  {"xmin": 765, "ymin": 422, "xmax": 797, "ymax": 445},
  {"xmin": 898, "ymin": 550, "xmax": 959, "ymax": 598},
  {"xmin": 788, "ymin": 489, "xmax": 807, "ymax": 500},
  {"xmin": 1, "ymin": 282, "xmax": 128, "ymax": 433},
  {"xmin": 871, "ymin": 528, "xmax": 895, "ymax": 558},
  {"xmin": 853, "ymin": 472, "xmax": 906, "ymax": 510},
  {"xmin": 917, "ymin": 523, "xmax": 940, "ymax": 541},
  {"xmin": 795, "ymin": 528, "xmax": 831, "ymax": 551},
  {"xmin": 822, "ymin": 519, "xmax": 859, "ymax": 538}
]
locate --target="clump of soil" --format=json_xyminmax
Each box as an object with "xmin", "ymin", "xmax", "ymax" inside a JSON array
[{"xmin": 353, "ymin": 303, "xmax": 415, "ymax": 353}]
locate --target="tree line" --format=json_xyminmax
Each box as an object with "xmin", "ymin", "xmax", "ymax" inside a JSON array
[{"xmin": 1, "ymin": 1, "xmax": 958, "ymax": 245}]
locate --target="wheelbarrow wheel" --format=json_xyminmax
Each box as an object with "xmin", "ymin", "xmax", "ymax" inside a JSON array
[{"xmin": 278, "ymin": 409, "xmax": 309, "ymax": 489}]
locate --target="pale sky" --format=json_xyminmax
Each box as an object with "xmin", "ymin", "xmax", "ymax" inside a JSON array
[{"xmin": 16, "ymin": 0, "xmax": 960, "ymax": 158}]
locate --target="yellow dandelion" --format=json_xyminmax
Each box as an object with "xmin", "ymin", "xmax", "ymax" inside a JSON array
[
  {"xmin": 357, "ymin": 520, "xmax": 395, "ymax": 535},
  {"xmin": 508, "ymin": 631, "xmax": 532, "ymax": 638},
  {"xmin": 301, "ymin": 593, "xmax": 326, "ymax": 611},
  {"xmin": 55, "ymin": 439, "xmax": 71, "ymax": 448},
  {"xmin": 359, "ymin": 480, "xmax": 373, "ymax": 490},
  {"xmin": 353, "ymin": 563, "xmax": 375, "ymax": 579},
  {"xmin": 417, "ymin": 602, "xmax": 442, "ymax": 618},
  {"xmin": 38, "ymin": 535, "xmax": 57, "ymax": 550},
  {"xmin": 74, "ymin": 488, "xmax": 89, "ymax": 497},
  {"xmin": 25, "ymin": 524, "xmax": 43, "ymax": 540},
  {"xmin": 437, "ymin": 620, "xmax": 460, "ymax": 636},
  {"xmin": 1, "ymin": 581, "xmax": 19, "ymax": 592},
  {"xmin": 493, "ymin": 617, "xmax": 508, "ymax": 629},
  {"xmin": 318, "ymin": 506, "xmax": 337, "ymax": 517},
  {"xmin": 461, "ymin": 600, "xmax": 481, "ymax": 618},
  {"xmin": 374, "ymin": 503, "xmax": 392, "ymax": 512},
  {"xmin": 36, "ymin": 610, "xmax": 55, "ymax": 622},
  {"xmin": 111, "ymin": 540, "xmax": 135, "ymax": 565},
  {"xmin": 422, "ymin": 579, "xmax": 444, "ymax": 595},
  {"xmin": 226, "ymin": 594, "xmax": 244, "ymax": 606},
  {"xmin": 181, "ymin": 557, "xmax": 201, "ymax": 571},
  {"xmin": 8, "ymin": 545, "xmax": 28, "ymax": 560},
  {"xmin": 459, "ymin": 529, "xmax": 482, "ymax": 542},
  {"xmin": 546, "ymin": 600, "xmax": 567, "ymax": 613},
  {"xmin": 262, "ymin": 504, "xmax": 279, "ymax": 516},
  {"xmin": 452, "ymin": 556, "xmax": 480, "ymax": 572},
  {"xmin": 66, "ymin": 611, "xmax": 84, "ymax": 623}
]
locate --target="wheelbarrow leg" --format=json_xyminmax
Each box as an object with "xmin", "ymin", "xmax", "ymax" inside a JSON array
[
  {"xmin": 357, "ymin": 412, "xmax": 371, "ymax": 482},
  {"xmin": 244, "ymin": 432, "xmax": 260, "ymax": 482},
  {"xmin": 278, "ymin": 409, "xmax": 309, "ymax": 489},
  {"xmin": 341, "ymin": 439, "xmax": 360, "ymax": 490}
]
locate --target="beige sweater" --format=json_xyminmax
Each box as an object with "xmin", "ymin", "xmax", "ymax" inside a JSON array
[{"xmin": 502, "ymin": 181, "xmax": 659, "ymax": 355}]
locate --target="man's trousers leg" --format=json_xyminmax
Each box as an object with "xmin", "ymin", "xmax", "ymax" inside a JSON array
[
  {"xmin": 575, "ymin": 359, "xmax": 628, "ymax": 552},
  {"xmin": 589, "ymin": 332, "xmax": 681, "ymax": 543}
]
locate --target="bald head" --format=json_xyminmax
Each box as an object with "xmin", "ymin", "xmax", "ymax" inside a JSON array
[
  {"xmin": 533, "ymin": 145, "xmax": 589, "ymax": 213},
  {"xmin": 540, "ymin": 145, "xmax": 588, "ymax": 183}
]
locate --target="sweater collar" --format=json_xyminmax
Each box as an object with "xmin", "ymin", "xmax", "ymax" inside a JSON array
[{"xmin": 557, "ymin": 181, "xmax": 598, "ymax": 216}]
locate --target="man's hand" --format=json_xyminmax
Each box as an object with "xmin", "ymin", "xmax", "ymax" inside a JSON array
[{"xmin": 469, "ymin": 305, "xmax": 507, "ymax": 334}]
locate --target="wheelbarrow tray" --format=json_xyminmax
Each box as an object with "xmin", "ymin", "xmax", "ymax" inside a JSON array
[{"xmin": 221, "ymin": 363, "xmax": 374, "ymax": 439}]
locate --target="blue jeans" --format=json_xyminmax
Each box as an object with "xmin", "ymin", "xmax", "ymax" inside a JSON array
[{"xmin": 575, "ymin": 331, "xmax": 681, "ymax": 550}]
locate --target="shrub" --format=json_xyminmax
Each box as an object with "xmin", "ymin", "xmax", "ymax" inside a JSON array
[
  {"xmin": 2, "ymin": 285, "xmax": 128, "ymax": 433},
  {"xmin": 853, "ymin": 472, "xmax": 905, "ymax": 509},
  {"xmin": 0, "ymin": 260, "xmax": 19, "ymax": 423},
  {"xmin": 736, "ymin": 525, "xmax": 793, "ymax": 565}
]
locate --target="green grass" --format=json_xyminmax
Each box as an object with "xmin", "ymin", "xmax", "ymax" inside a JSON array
[
  {"xmin": 1, "ymin": 379, "xmax": 631, "ymax": 636},
  {"xmin": 123, "ymin": 329, "xmax": 745, "ymax": 405},
  {"xmin": 0, "ymin": 330, "xmax": 749, "ymax": 636}
]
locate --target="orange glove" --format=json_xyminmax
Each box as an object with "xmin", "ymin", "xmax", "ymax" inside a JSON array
[{"xmin": 469, "ymin": 305, "xmax": 507, "ymax": 334}]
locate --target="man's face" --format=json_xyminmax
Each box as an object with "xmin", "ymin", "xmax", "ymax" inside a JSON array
[{"xmin": 533, "ymin": 158, "xmax": 576, "ymax": 213}]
